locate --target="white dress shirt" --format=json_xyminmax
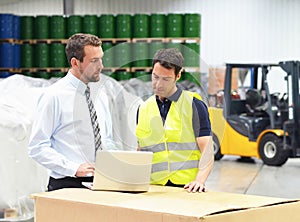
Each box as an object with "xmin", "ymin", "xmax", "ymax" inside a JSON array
[{"xmin": 28, "ymin": 71, "xmax": 115, "ymax": 179}]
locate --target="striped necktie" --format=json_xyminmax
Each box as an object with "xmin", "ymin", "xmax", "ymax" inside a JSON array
[{"xmin": 85, "ymin": 85, "xmax": 102, "ymax": 153}]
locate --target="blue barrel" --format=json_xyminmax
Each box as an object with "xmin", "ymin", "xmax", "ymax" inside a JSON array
[
  {"xmin": 0, "ymin": 14, "xmax": 15, "ymax": 38},
  {"xmin": 14, "ymin": 44, "xmax": 20, "ymax": 68},
  {"xmin": 0, "ymin": 43, "xmax": 16, "ymax": 68},
  {"xmin": 14, "ymin": 15, "xmax": 20, "ymax": 39}
]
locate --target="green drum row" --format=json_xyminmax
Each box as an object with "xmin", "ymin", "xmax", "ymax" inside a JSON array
[
  {"xmin": 20, "ymin": 13, "xmax": 200, "ymax": 39},
  {"xmin": 102, "ymin": 70, "xmax": 151, "ymax": 82},
  {"xmin": 21, "ymin": 43, "xmax": 67, "ymax": 68},
  {"xmin": 23, "ymin": 72, "xmax": 66, "ymax": 79},
  {"xmin": 102, "ymin": 42, "xmax": 200, "ymax": 68},
  {"xmin": 101, "ymin": 70, "xmax": 200, "ymax": 84}
]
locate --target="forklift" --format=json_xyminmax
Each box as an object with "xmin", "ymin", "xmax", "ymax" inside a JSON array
[{"xmin": 209, "ymin": 61, "xmax": 300, "ymax": 166}]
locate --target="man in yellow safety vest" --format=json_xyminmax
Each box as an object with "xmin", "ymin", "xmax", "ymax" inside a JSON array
[{"xmin": 136, "ymin": 48, "xmax": 214, "ymax": 193}]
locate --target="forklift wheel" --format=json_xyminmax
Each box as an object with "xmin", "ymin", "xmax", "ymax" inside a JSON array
[
  {"xmin": 259, "ymin": 133, "xmax": 288, "ymax": 166},
  {"xmin": 213, "ymin": 134, "xmax": 223, "ymax": 160}
]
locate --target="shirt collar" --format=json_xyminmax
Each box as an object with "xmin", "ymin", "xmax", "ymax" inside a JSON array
[
  {"xmin": 66, "ymin": 71, "xmax": 88, "ymax": 95},
  {"xmin": 155, "ymin": 87, "xmax": 182, "ymax": 102}
]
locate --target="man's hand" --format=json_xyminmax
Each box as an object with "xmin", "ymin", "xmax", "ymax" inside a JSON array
[
  {"xmin": 75, "ymin": 163, "xmax": 95, "ymax": 177},
  {"xmin": 184, "ymin": 181, "xmax": 206, "ymax": 193}
]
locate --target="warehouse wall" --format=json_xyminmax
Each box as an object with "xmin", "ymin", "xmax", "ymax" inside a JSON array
[{"xmin": 0, "ymin": 0, "xmax": 299, "ymax": 67}]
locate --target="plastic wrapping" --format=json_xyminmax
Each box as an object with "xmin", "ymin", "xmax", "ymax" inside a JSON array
[
  {"xmin": 0, "ymin": 75, "xmax": 53, "ymax": 221},
  {"xmin": 0, "ymin": 74, "xmax": 144, "ymax": 221}
]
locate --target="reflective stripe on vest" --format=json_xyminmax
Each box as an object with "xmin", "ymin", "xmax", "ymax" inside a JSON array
[{"xmin": 136, "ymin": 90, "xmax": 202, "ymax": 185}]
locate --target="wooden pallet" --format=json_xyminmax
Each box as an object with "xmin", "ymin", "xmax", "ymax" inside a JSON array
[
  {"xmin": 131, "ymin": 67, "xmax": 152, "ymax": 72},
  {"xmin": 131, "ymin": 38, "xmax": 166, "ymax": 43},
  {"xmin": 30, "ymin": 39, "xmax": 68, "ymax": 44},
  {"xmin": 0, "ymin": 38, "xmax": 21, "ymax": 44},
  {"xmin": 102, "ymin": 67, "xmax": 131, "ymax": 73},
  {"xmin": 101, "ymin": 38, "xmax": 131, "ymax": 44},
  {"xmin": 165, "ymin": 37, "xmax": 200, "ymax": 43}
]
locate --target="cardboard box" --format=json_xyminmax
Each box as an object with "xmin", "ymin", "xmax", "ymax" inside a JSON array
[{"xmin": 32, "ymin": 185, "xmax": 300, "ymax": 222}]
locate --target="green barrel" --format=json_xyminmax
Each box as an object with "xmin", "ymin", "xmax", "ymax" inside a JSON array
[
  {"xmin": 184, "ymin": 14, "xmax": 201, "ymax": 37},
  {"xmin": 166, "ymin": 14, "xmax": 183, "ymax": 37},
  {"xmin": 106, "ymin": 71, "xmax": 117, "ymax": 80},
  {"xmin": 134, "ymin": 71, "xmax": 151, "ymax": 82},
  {"xmin": 183, "ymin": 43, "xmax": 200, "ymax": 67},
  {"xmin": 133, "ymin": 14, "xmax": 149, "ymax": 38},
  {"xmin": 150, "ymin": 14, "xmax": 165, "ymax": 37},
  {"xmin": 114, "ymin": 42, "xmax": 131, "ymax": 67},
  {"xmin": 83, "ymin": 15, "xmax": 98, "ymax": 35},
  {"xmin": 37, "ymin": 71, "xmax": 50, "ymax": 79},
  {"xmin": 34, "ymin": 15, "xmax": 49, "ymax": 39},
  {"xmin": 51, "ymin": 72, "xmax": 65, "ymax": 78},
  {"xmin": 49, "ymin": 15, "xmax": 66, "ymax": 39},
  {"xmin": 185, "ymin": 71, "xmax": 201, "ymax": 85},
  {"xmin": 102, "ymin": 70, "xmax": 114, "ymax": 78},
  {"xmin": 35, "ymin": 43, "xmax": 49, "ymax": 67},
  {"xmin": 115, "ymin": 14, "xmax": 131, "ymax": 38},
  {"xmin": 23, "ymin": 72, "xmax": 34, "ymax": 77},
  {"xmin": 20, "ymin": 16, "xmax": 34, "ymax": 39},
  {"xmin": 67, "ymin": 15, "xmax": 82, "ymax": 38},
  {"xmin": 117, "ymin": 71, "xmax": 132, "ymax": 81},
  {"xmin": 149, "ymin": 42, "xmax": 165, "ymax": 60},
  {"xmin": 165, "ymin": 42, "xmax": 182, "ymax": 53},
  {"xmin": 102, "ymin": 42, "xmax": 114, "ymax": 67},
  {"xmin": 98, "ymin": 14, "xmax": 114, "ymax": 38},
  {"xmin": 132, "ymin": 42, "xmax": 149, "ymax": 67},
  {"xmin": 21, "ymin": 44, "xmax": 33, "ymax": 68},
  {"xmin": 50, "ymin": 43, "xmax": 66, "ymax": 67}
]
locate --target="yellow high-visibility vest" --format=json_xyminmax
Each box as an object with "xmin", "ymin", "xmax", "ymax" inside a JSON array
[{"xmin": 136, "ymin": 90, "xmax": 202, "ymax": 185}]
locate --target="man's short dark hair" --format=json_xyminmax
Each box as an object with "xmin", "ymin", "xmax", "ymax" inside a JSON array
[
  {"xmin": 65, "ymin": 33, "xmax": 102, "ymax": 65},
  {"xmin": 152, "ymin": 48, "xmax": 184, "ymax": 76}
]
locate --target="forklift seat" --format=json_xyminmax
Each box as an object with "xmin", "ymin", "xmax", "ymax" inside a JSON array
[{"xmin": 245, "ymin": 89, "xmax": 263, "ymax": 110}]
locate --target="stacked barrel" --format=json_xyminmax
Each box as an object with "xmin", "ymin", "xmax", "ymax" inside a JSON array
[
  {"xmin": 0, "ymin": 14, "xmax": 20, "ymax": 77},
  {"xmin": 0, "ymin": 13, "xmax": 201, "ymax": 84}
]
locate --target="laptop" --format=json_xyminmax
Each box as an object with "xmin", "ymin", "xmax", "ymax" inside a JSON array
[{"xmin": 82, "ymin": 150, "xmax": 153, "ymax": 192}]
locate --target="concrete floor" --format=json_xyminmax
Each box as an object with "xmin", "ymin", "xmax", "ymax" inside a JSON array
[{"xmin": 206, "ymin": 155, "xmax": 300, "ymax": 199}]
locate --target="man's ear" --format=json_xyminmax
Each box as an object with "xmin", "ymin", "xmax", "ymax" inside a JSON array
[
  {"xmin": 176, "ymin": 68, "xmax": 183, "ymax": 81},
  {"xmin": 70, "ymin": 57, "xmax": 78, "ymax": 68}
]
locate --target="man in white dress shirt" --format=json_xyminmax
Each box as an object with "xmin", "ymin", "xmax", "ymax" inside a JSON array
[{"xmin": 28, "ymin": 33, "xmax": 114, "ymax": 191}]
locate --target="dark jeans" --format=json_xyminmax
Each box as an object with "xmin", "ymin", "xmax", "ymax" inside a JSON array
[{"xmin": 48, "ymin": 176, "xmax": 93, "ymax": 191}]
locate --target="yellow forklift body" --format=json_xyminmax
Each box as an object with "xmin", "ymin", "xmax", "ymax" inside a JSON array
[{"xmin": 209, "ymin": 107, "xmax": 285, "ymax": 159}]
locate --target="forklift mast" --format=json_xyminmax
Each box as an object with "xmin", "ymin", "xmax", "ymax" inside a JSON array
[{"xmin": 279, "ymin": 61, "xmax": 300, "ymax": 154}]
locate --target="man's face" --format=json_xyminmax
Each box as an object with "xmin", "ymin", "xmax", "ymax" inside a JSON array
[
  {"xmin": 152, "ymin": 62, "xmax": 179, "ymax": 100},
  {"xmin": 79, "ymin": 45, "xmax": 104, "ymax": 83}
]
